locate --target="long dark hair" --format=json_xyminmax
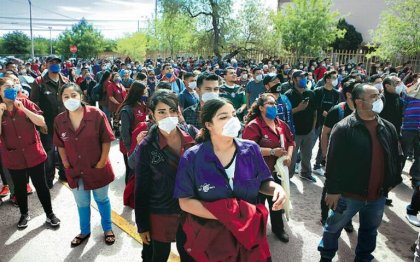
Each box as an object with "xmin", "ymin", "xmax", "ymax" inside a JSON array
[
  {"xmin": 195, "ymin": 98, "xmax": 232, "ymax": 143},
  {"xmin": 99, "ymin": 70, "xmax": 111, "ymax": 85},
  {"xmin": 116, "ymin": 81, "xmax": 147, "ymax": 119},
  {"xmin": 245, "ymin": 93, "xmax": 276, "ymax": 125}
]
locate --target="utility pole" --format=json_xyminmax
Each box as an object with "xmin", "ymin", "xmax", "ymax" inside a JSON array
[
  {"xmin": 137, "ymin": 20, "xmax": 139, "ymax": 32},
  {"xmin": 48, "ymin": 26, "xmax": 52, "ymax": 54},
  {"xmin": 28, "ymin": 0, "xmax": 34, "ymax": 59}
]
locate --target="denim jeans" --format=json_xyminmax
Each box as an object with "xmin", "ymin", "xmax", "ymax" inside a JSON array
[
  {"xmin": 318, "ymin": 196, "xmax": 386, "ymax": 261},
  {"xmin": 72, "ymin": 180, "xmax": 112, "ymax": 235}
]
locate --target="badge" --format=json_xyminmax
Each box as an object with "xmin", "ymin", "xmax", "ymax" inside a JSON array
[{"xmin": 231, "ymin": 92, "xmax": 236, "ymax": 98}]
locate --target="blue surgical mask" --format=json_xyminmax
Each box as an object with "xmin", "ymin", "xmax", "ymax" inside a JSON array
[
  {"xmin": 165, "ymin": 73, "xmax": 173, "ymax": 78},
  {"xmin": 265, "ymin": 106, "xmax": 277, "ymax": 120},
  {"xmin": 140, "ymin": 96, "xmax": 148, "ymax": 103},
  {"xmin": 49, "ymin": 64, "xmax": 61, "ymax": 73},
  {"xmin": 4, "ymin": 88, "xmax": 18, "ymax": 101},
  {"xmin": 298, "ymin": 78, "xmax": 307, "ymax": 88}
]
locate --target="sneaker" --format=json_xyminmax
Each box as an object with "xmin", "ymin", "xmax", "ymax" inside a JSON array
[
  {"xmin": 313, "ymin": 164, "xmax": 321, "ymax": 170},
  {"xmin": 10, "ymin": 195, "xmax": 18, "ymax": 207},
  {"xmin": 0, "ymin": 185, "xmax": 10, "ymax": 197},
  {"xmin": 46, "ymin": 213, "xmax": 61, "ymax": 227},
  {"xmin": 299, "ymin": 174, "xmax": 316, "ymax": 183},
  {"xmin": 26, "ymin": 184, "xmax": 33, "ymax": 195},
  {"xmin": 17, "ymin": 214, "xmax": 30, "ymax": 228},
  {"xmin": 406, "ymin": 214, "xmax": 420, "ymax": 227},
  {"xmin": 313, "ymin": 168, "xmax": 325, "ymax": 176}
]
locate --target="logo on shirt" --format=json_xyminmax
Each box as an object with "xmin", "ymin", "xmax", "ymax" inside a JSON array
[
  {"xmin": 151, "ymin": 150, "xmax": 164, "ymax": 164},
  {"xmin": 198, "ymin": 183, "xmax": 215, "ymax": 193},
  {"xmin": 61, "ymin": 132, "xmax": 68, "ymax": 141}
]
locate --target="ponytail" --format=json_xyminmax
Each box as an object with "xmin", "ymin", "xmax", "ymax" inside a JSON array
[{"xmin": 195, "ymin": 128, "xmax": 210, "ymax": 143}]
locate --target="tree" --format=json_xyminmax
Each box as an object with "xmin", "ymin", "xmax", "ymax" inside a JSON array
[
  {"xmin": 370, "ymin": 0, "xmax": 420, "ymax": 60},
  {"xmin": 103, "ymin": 39, "xmax": 117, "ymax": 52},
  {"xmin": 2, "ymin": 31, "xmax": 30, "ymax": 55},
  {"xmin": 272, "ymin": 0, "xmax": 345, "ymax": 57},
  {"xmin": 56, "ymin": 19, "xmax": 105, "ymax": 58},
  {"xmin": 34, "ymin": 37, "xmax": 50, "ymax": 55},
  {"xmin": 116, "ymin": 33, "xmax": 148, "ymax": 61},
  {"xmin": 331, "ymin": 19, "xmax": 363, "ymax": 50},
  {"xmin": 181, "ymin": 0, "xmax": 233, "ymax": 60}
]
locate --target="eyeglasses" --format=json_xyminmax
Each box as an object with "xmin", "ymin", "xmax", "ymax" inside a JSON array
[{"xmin": 264, "ymin": 102, "xmax": 276, "ymax": 106}]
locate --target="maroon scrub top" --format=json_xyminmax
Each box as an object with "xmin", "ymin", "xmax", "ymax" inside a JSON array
[
  {"xmin": 242, "ymin": 116, "xmax": 295, "ymax": 172},
  {"xmin": 53, "ymin": 105, "xmax": 116, "ymax": 190},
  {"xmin": 106, "ymin": 82, "xmax": 127, "ymax": 113},
  {"xmin": 0, "ymin": 98, "xmax": 47, "ymax": 170}
]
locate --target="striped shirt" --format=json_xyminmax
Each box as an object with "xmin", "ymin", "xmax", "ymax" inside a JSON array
[{"xmin": 402, "ymin": 95, "xmax": 420, "ymax": 131}]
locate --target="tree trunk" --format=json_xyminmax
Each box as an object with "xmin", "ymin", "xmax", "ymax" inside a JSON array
[{"xmin": 210, "ymin": 0, "xmax": 222, "ymax": 61}]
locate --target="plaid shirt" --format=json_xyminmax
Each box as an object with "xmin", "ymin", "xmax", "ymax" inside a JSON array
[{"xmin": 183, "ymin": 103, "xmax": 202, "ymax": 129}]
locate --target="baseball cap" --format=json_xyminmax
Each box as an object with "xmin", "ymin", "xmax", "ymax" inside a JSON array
[
  {"xmin": 46, "ymin": 55, "xmax": 62, "ymax": 63},
  {"xmin": 292, "ymin": 70, "xmax": 308, "ymax": 79},
  {"xmin": 263, "ymin": 74, "xmax": 278, "ymax": 85}
]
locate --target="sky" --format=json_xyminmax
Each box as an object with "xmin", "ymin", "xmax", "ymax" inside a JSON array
[{"xmin": 1, "ymin": 0, "xmax": 278, "ymax": 39}]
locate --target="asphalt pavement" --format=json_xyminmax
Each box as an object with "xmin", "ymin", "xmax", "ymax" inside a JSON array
[{"xmin": 0, "ymin": 140, "xmax": 418, "ymax": 262}]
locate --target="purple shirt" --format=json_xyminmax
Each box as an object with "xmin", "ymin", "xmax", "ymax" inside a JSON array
[{"xmin": 174, "ymin": 138, "xmax": 273, "ymax": 204}]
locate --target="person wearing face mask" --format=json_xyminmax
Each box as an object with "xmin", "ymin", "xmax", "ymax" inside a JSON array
[
  {"xmin": 242, "ymin": 93, "xmax": 295, "ymax": 243},
  {"xmin": 116, "ymin": 81, "xmax": 148, "ymax": 184},
  {"xmin": 238, "ymin": 68, "xmax": 250, "ymax": 89},
  {"xmin": 95, "ymin": 63, "xmax": 107, "ymax": 82},
  {"xmin": 174, "ymin": 98, "xmax": 286, "ymax": 261},
  {"xmin": 183, "ymin": 73, "xmax": 220, "ymax": 129},
  {"xmin": 380, "ymin": 76, "xmax": 404, "ymax": 136},
  {"xmin": 54, "ymin": 82, "xmax": 116, "ymax": 247},
  {"xmin": 245, "ymin": 67, "xmax": 265, "ymax": 108},
  {"xmin": 80, "ymin": 73, "xmax": 97, "ymax": 105},
  {"xmin": 134, "ymin": 90, "xmax": 197, "ymax": 262},
  {"xmin": 319, "ymin": 84, "xmax": 402, "ymax": 262},
  {"xmin": 312, "ymin": 71, "xmax": 340, "ymax": 174},
  {"xmin": 314, "ymin": 59, "xmax": 328, "ymax": 82},
  {"xmin": 369, "ymin": 74, "xmax": 384, "ymax": 94},
  {"xmin": 107, "ymin": 73, "xmax": 127, "ymax": 136},
  {"xmin": 220, "ymin": 67, "xmax": 247, "ymax": 120},
  {"xmin": 280, "ymin": 69, "xmax": 296, "ymax": 94},
  {"xmin": 178, "ymin": 72, "xmax": 199, "ymax": 111},
  {"xmin": 30, "ymin": 55, "xmax": 69, "ymax": 188},
  {"xmin": 0, "ymin": 77, "xmax": 60, "ymax": 229},
  {"xmin": 121, "ymin": 69, "xmax": 134, "ymax": 90},
  {"xmin": 285, "ymin": 70, "xmax": 317, "ymax": 183},
  {"xmin": 158, "ymin": 63, "xmax": 185, "ymax": 95},
  {"xmin": 263, "ymin": 74, "xmax": 295, "ymax": 135}
]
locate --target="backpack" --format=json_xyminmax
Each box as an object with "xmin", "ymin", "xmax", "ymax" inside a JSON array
[
  {"xmin": 91, "ymin": 83, "xmax": 104, "ymax": 102},
  {"xmin": 337, "ymin": 102, "xmax": 346, "ymax": 121}
]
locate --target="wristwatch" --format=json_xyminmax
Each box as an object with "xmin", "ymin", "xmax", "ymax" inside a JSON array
[{"xmin": 270, "ymin": 149, "xmax": 276, "ymax": 156}]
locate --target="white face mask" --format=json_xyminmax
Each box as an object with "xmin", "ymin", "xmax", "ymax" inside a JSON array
[
  {"xmin": 371, "ymin": 99, "xmax": 384, "ymax": 114},
  {"xmin": 374, "ymin": 83, "xmax": 383, "ymax": 92},
  {"xmin": 255, "ymin": 75, "xmax": 263, "ymax": 82},
  {"xmin": 221, "ymin": 117, "xmax": 241, "ymax": 138},
  {"xmin": 158, "ymin": 116, "xmax": 178, "ymax": 134},
  {"xmin": 395, "ymin": 84, "xmax": 405, "ymax": 95},
  {"xmin": 189, "ymin": 81, "xmax": 197, "ymax": 90},
  {"xmin": 332, "ymin": 79, "xmax": 338, "ymax": 86},
  {"xmin": 201, "ymin": 92, "xmax": 219, "ymax": 103},
  {"xmin": 241, "ymin": 74, "xmax": 248, "ymax": 80},
  {"xmin": 64, "ymin": 98, "xmax": 81, "ymax": 112}
]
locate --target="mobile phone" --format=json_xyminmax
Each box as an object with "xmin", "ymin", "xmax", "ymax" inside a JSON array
[{"xmin": 303, "ymin": 97, "xmax": 310, "ymax": 102}]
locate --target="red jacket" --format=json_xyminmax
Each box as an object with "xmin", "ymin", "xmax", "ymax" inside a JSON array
[{"xmin": 183, "ymin": 198, "xmax": 271, "ymax": 262}]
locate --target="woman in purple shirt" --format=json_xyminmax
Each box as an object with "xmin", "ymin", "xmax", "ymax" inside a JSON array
[{"xmin": 174, "ymin": 98, "xmax": 286, "ymax": 258}]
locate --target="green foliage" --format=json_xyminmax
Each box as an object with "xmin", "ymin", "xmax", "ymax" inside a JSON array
[
  {"xmin": 2, "ymin": 31, "xmax": 30, "ymax": 54},
  {"xmin": 116, "ymin": 33, "xmax": 148, "ymax": 61},
  {"xmin": 103, "ymin": 39, "xmax": 117, "ymax": 53},
  {"xmin": 272, "ymin": 0, "xmax": 345, "ymax": 57},
  {"xmin": 33, "ymin": 37, "xmax": 50, "ymax": 55},
  {"xmin": 56, "ymin": 19, "xmax": 105, "ymax": 58},
  {"xmin": 370, "ymin": 0, "xmax": 420, "ymax": 60},
  {"xmin": 331, "ymin": 19, "xmax": 363, "ymax": 50}
]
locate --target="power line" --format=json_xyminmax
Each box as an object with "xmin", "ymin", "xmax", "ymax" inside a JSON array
[{"xmin": 0, "ymin": 17, "xmax": 148, "ymax": 22}]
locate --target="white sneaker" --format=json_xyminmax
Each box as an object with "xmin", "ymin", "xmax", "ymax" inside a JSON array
[
  {"xmin": 406, "ymin": 214, "xmax": 420, "ymax": 227},
  {"xmin": 313, "ymin": 168, "xmax": 324, "ymax": 176}
]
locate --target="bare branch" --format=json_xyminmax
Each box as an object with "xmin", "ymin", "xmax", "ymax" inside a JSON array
[{"xmin": 185, "ymin": 7, "xmax": 212, "ymax": 18}]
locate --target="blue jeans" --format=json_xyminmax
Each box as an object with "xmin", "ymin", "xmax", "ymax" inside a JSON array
[
  {"xmin": 318, "ymin": 196, "xmax": 386, "ymax": 261},
  {"xmin": 72, "ymin": 180, "xmax": 112, "ymax": 235}
]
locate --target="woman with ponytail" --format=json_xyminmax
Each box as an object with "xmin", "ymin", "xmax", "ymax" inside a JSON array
[
  {"xmin": 242, "ymin": 93, "xmax": 295, "ymax": 243},
  {"xmin": 174, "ymin": 97, "xmax": 286, "ymax": 261}
]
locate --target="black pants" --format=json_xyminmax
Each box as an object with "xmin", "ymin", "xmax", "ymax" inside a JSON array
[
  {"xmin": 141, "ymin": 225, "xmax": 194, "ymax": 262},
  {"xmin": 41, "ymin": 133, "xmax": 65, "ymax": 185},
  {"xmin": 0, "ymin": 157, "xmax": 7, "ymax": 186},
  {"xmin": 9, "ymin": 162, "xmax": 52, "ymax": 216},
  {"xmin": 123, "ymin": 154, "xmax": 131, "ymax": 185},
  {"xmin": 258, "ymin": 175, "xmax": 285, "ymax": 233}
]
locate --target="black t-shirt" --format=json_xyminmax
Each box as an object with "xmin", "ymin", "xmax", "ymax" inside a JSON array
[
  {"xmin": 324, "ymin": 102, "xmax": 353, "ymax": 128},
  {"xmin": 285, "ymin": 87, "xmax": 316, "ymax": 135},
  {"xmin": 313, "ymin": 86, "xmax": 340, "ymax": 128}
]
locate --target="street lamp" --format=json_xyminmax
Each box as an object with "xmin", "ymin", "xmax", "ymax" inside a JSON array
[
  {"xmin": 48, "ymin": 26, "xmax": 52, "ymax": 54},
  {"xmin": 28, "ymin": 0, "xmax": 34, "ymax": 59}
]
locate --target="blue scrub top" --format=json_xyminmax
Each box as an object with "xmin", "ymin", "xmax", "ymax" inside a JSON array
[{"xmin": 174, "ymin": 138, "xmax": 273, "ymax": 204}]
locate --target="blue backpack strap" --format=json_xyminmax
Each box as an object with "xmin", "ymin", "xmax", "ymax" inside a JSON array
[{"xmin": 337, "ymin": 102, "xmax": 346, "ymax": 120}]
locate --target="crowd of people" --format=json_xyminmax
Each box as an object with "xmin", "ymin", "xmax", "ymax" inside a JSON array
[{"xmin": 0, "ymin": 54, "xmax": 419, "ymax": 261}]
